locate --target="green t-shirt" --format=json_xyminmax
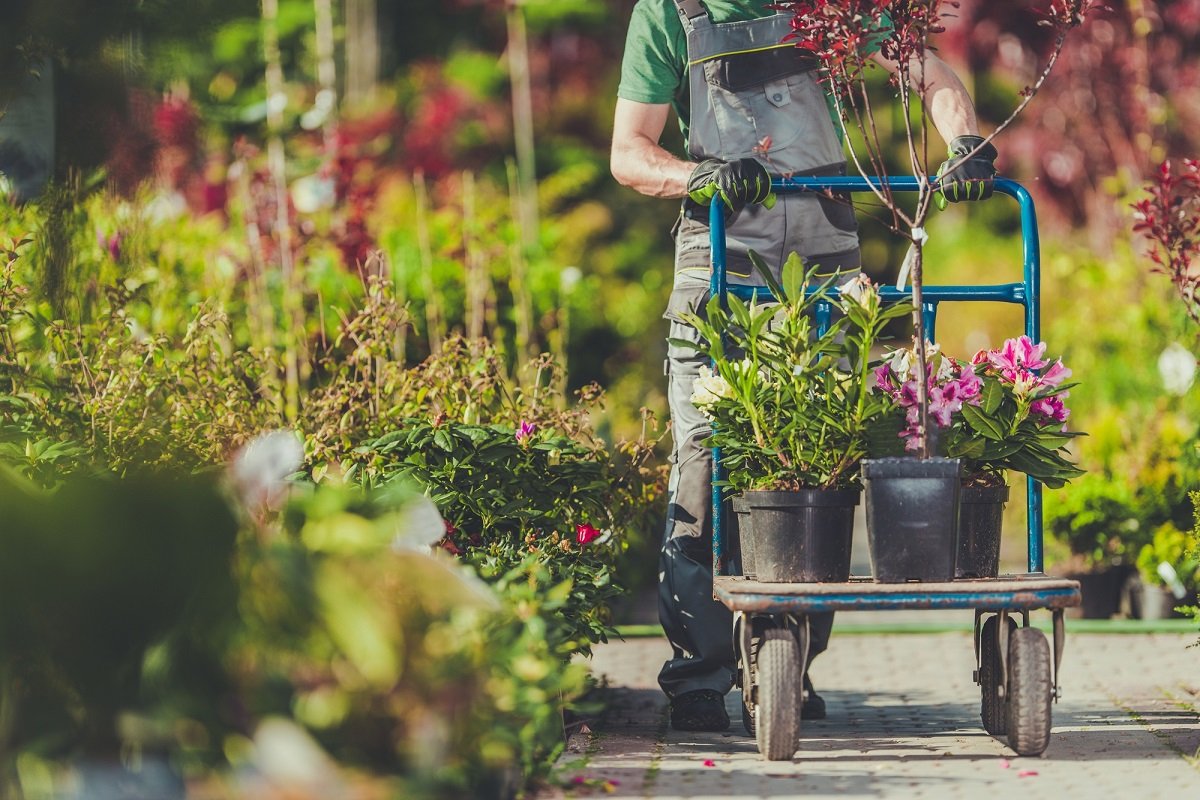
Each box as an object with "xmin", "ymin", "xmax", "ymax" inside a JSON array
[{"xmin": 617, "ymin": 0, "xmax": 889, "ymax": 146}]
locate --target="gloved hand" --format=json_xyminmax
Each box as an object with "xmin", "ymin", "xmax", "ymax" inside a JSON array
[
  {"xmin": 687, "ymin": 157, "xmax": 776, "ymax": 215},
  {"xmin": 935, "ymin": 135, "xmax": 998, "ymax": 209}
]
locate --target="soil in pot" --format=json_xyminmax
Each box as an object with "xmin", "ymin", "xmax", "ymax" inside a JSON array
[
  {"xmin": 863, "ymin": 457, "xmax": 962, "ymax": 583},
  {"xmin": 956, "ymin": 483, "xmax": 1009, "ymax": 579},
  {"xmin": 744, "ymin": 488, "xmax": 859, "ymax": 583}
]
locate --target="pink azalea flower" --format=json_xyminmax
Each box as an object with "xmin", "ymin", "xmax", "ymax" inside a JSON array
[
  {"xmin": 928, "ymin": 381, "xmax": 963, "ymax": 427},
  {"xmin": 576, "ymin": 523, "xmax": 603, "ymax": 545},
  {"xmin": 515, "ymin": 420, "xmax": 536, "ymax": 443},
  {"xmin": 873, "ymin": 363, "xmax": 894, "ymax": 395},
  {"xmin": 1039, "ymin": 358, "xmax": 1072, "ymax": 388},
  {"xmin": 956, "ymin": 366, "xmax": 982, "ymax": 402},
  {"xmin": 988, "ymin": 335, "xmax": 1049, "ymax": 375},
  {"xmin": 1031, "ymin": 394, "xmax": 1070, "ymax": 423}
]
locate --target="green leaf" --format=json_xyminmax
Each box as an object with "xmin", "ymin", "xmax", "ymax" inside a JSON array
[
  {"xmin": 960, "ymin": 402, "xmax": 1005, "ymax": 441},
  {"xmin": 981, "ymin": 379, "xmax": 1003, "ymax": 415}
]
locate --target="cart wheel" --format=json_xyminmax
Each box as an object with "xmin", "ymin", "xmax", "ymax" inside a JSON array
[
  {"xmin": 1006, "ymin": 626, "xmax": 1053, "ymax": 756},
  {"xmin": 741, "ymin": 694, "xmax": 756, "ymax": 736},
  {"xmin": 756, "ymin": 626, "xmax": 800, "ymax": 761},
  {"xmin": 980, "ymin": 615, "xmax": 1016, "ymax": 736}
]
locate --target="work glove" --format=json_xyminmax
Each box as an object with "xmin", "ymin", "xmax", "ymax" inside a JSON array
[
  {"xmin": 935, "ymin": 135, "xmax": 998, "ymax": 210},
  {"xmin": 686, "ymin": 157, "xmax": 776, "ymax": 215}
]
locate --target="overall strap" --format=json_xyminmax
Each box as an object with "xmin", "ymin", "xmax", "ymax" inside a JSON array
[{"xmin": 673, "ymin": 0, "xmax": 709, "ymax": 27}]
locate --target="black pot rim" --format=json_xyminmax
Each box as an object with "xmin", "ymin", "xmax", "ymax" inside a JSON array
[
  {"xmin": 742, "ymin": 487, "xmax": 861, "ymax": 508},
  {"xmin": 862, "ymin": 457, "xmax": 962, "ymax": 479}
]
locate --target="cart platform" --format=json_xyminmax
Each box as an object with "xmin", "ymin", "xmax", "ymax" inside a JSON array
[{"xmin": 714, "ymin": 574, "xmax": 1081, "ymax": 614}]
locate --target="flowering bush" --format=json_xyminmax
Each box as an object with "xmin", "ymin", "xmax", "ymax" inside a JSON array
[
  {"xmin": 679, "ymin": 258, "xmax": 908, "ymax": 490},
  {"xmin": 352, "ymin": 419, "xmax": 633, "ymax": 652},
  {"xmin": 873, "ymin": 335, "xmax": 1086, "ymax": 488}
]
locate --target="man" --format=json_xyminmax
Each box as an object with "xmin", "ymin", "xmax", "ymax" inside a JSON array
[{"xmin": 610, "ymin": 0, "xmax": 997, "ymax": 733}]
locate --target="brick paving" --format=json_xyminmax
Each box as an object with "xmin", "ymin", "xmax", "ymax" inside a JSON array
[{"xmin": 544, "ymin": 625, "xmax": 1200, "ymax": 799}]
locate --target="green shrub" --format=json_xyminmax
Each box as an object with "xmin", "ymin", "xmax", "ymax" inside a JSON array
[{"xmin": 354, "ymin": 419, "xmax": 625, "ymax": 652}]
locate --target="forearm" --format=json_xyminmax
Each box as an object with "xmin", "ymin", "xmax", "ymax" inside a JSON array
[
  {"xmin": 908, "ymin": 53, "xmax": 980, "ymax": 144},
  {"xmin": 610, "ymin": 98, "xmax": 693, "ymax": 198},
  {"xmin": 611, "ymin": 136, "xmax": 693, "ymax": 198}
]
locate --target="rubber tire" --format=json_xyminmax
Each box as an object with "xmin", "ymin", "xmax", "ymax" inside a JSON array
[
  {"xmin": 755, "ymin": 627, "xmax": 800, "ymax": 761},
  {"xmin": 1006, "ymin": 626, "xmax": 1053, "ymax": 756},
  {"xmin": 741, "ymin": 695, "xmax": 756, "ymax": 736},
  {"xmin": 980, "ymin": 615, "xmax": 1016, "ymax": 736}
]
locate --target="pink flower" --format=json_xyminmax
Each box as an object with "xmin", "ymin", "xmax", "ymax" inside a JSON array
[
  {"xmin": 956, "ymin": 366, "xmax": 982, "ymax": 402},
  {"xmin": 1031, "ymin": 394, "xmax": 1070, "ymax": 423},
  {"xmin": 988, "ymin": 336, "xmax": 1049, "ymax": 375},
  {"xmin": 576, "ymin": 523, "xmax": 603, "ymax": 545},
  {"xmin": 1039, "ymin": 358, "xmax": 1072, "ymax": 388},
  {"xmin": 873, "ymin": 363, "xmax": 895, "ymax": 395},
  {"xmin": 515, "ymin": 420, "xmax": 536, "ymax": 443},
  {"xmin": 703, "ymin": 759, "xmax": 716, "ymax": 767},
  {"xmin": 928, "ymin": 381, "xmax": 963, "ymax": 427}
]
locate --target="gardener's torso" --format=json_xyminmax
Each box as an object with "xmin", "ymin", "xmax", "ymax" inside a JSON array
[{"xmin": 620, "ymin": 0, "xmax": 860, "ymax": 289}]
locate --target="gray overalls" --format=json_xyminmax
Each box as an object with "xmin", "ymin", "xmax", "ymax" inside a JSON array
[{"xmin": 658, "ymin": 0, "xmax": 862, "ymax": 699}]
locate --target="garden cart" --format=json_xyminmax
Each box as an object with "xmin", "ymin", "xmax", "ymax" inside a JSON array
[{"xmin": 708, "ymin": 176, "xmax": 1082, "ymax": 761}]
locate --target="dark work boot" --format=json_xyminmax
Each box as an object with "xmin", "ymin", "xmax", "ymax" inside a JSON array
[
  {"xmin": 802, "ymin": 673, "xmax": 826, "ymax": 720},
  {"xmin": 670, "ymin": 689, "xmax": 731, "ymax": 732}
]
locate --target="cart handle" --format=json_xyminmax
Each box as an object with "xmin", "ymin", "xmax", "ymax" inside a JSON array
[{"xmin": 708, "ymin": 176, "xmax": 1046, "ymax": 579}]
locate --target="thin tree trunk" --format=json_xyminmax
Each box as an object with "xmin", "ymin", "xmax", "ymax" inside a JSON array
[
  {"xmin": 506, "ymin": 1, "xmax": 539, "ymax": 252},
  {"xmin": 413, "ymin": 172, "xmax": 444, "ymax": 354},
  {"xmin": 313, "ymin": 0, "xmax": 338, "ymax": 138},
  {"xmin": 462, "ymin": 171, "xmax": 487, "ymax": 340},
  {"xmin": 262, "ymin": 0, "xmax": 304, "ymax": 420},
  {"xmin": 345, "ymin": 0, "xmax": 380, "ymax": 107}
]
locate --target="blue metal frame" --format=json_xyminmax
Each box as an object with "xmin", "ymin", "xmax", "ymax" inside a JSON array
[{"xmin": 709, "ymin": 176, "xmax": 1045, "ymax": 584}]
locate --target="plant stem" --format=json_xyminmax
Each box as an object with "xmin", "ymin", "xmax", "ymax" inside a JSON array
[{"xmin": 413, "ymin": 171, "xmax": 445, "ymax": 354}]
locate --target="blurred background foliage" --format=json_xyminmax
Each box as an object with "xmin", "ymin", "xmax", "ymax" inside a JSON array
[{"xmin": 2, "ymin": 0, "xmax": 1200, "ymax": 793}]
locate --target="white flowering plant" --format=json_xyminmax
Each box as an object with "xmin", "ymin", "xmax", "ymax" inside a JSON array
[{"xmin": 674, "ymin": 255, "xmax": 908, "ymax": 491}]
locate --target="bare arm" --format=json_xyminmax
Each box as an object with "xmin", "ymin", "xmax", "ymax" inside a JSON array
[
  {"xmin": 610, "ymin": 98, "xmax": 694, "ymax": 198},
  {"xmin": 869, "ymin": 49, "xmax": 980, "ymax": 145}
]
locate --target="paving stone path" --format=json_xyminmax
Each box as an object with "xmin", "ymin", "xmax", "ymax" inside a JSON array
[{"xmin": 542, "ymin": 627, "xmax": 1200, "ymax": 799}]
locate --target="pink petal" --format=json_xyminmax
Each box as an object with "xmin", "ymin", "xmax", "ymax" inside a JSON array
[
  {"xmin": 999, "ymin": 759, "xmax": 1011, "ymax": 769},
  {"xmin": 1040, "ymin": 359, "xmax": 1072, "ymax": 387},
  {"xmin": 1018, "ymin": 769, "xmax": 1039, "ymax": 778},
  {"xmin": 703, "ymin": 759, "xmax": 716, "ymax": 767}
]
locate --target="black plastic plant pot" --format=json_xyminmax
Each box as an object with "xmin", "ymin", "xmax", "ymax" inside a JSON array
[
  {"xmin": 731, "ymin": 495, "xmax": 757, "ymax": 580},
  {"xmin": 862, "ymin": 457, "xmax": 962, "ymax": 583},
  {"xmin": 956, "ymin": 484, "xmax": 1010, "ymax": 579},
  {"xmin": 743, "ymin": 488, "xmax": 859, "ymax": 583}
]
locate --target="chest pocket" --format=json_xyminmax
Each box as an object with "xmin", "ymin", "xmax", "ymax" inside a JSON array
[{"xmin": 700, "ymin": 45, "xmax": 829, "ymax": 160}]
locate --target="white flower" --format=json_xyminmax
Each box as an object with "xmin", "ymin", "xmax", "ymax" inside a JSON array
[
  {"xmin": 231, "ymin": 430, "xmax": 305, "ymax": 510},
  {"xmin": 560, "ymin": 265, "xmax": 582, "ymax": 292},
  {"xmin": 888, "ymin": 342, "xmax": 941, "ymax": 382},
  {"xmin": 838, "ymin": 273, "xmax": 877, "ymax": 309},
  {"xmin": 1158, "ymin": 342, "xmax": 1197, "ymax": 396},
  {"xmin": 690, "ymin": 365, "xmax": 734, "ymax": 408},
  {"xmin": 887, "ymin": 348, "xmax": 913, "ymax": 381},
  {"xmin": 391, "ymin": 494, "xmax": 448, "ymax": 552},
  {"xmin": 291, "ymin": 174, "xmax": 336, "ymax": 214},
  {"xmin": 936, "ymin": 354, "xmax": 956, "ymax": 382}
]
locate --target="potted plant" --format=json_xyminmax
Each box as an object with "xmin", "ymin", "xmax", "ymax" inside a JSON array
[
  {"xmin": 873, "ymin": 335, "xmax": 1086, "ymax": 578},
  {"xmin": 771, "ymin": 0, "xmax": 1094, "ymax": 582},
  {"xmin": 680, "ymin": 257, "xmax": 906, "ymax": 582},
  {"xmin": 1132, "ymin": 523, "xmax": 1198, "ymax": 619}
]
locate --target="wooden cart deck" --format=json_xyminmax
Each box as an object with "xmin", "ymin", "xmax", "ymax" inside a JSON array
[{"xmin": 714, "ymin": 574, "xmax": 1081, "ymax": 614}]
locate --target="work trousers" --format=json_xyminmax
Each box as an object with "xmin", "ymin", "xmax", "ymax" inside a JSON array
[{"xmin": 657, "ymin": 300, "xmax": 834, "ymax": 698}]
